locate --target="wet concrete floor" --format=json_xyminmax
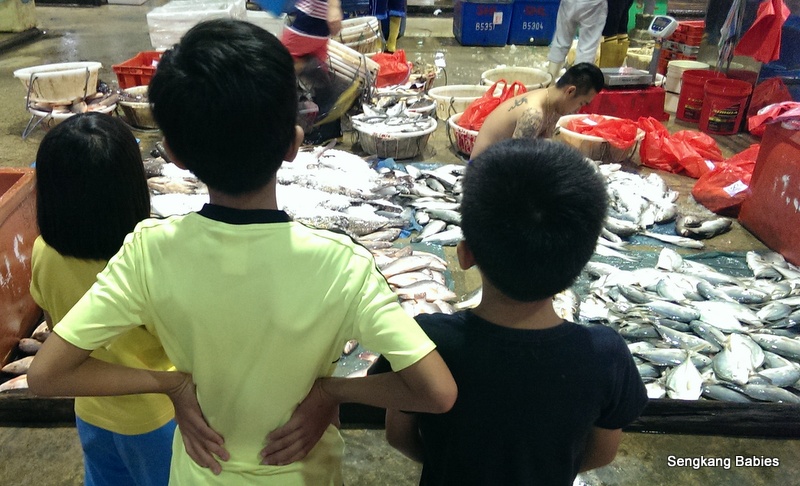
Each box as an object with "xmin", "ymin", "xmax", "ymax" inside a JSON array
[{"xmin": 0, "ymin": 3, "xmax": 798, "ymax": 485}]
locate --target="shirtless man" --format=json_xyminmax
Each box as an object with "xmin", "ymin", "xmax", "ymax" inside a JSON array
[{"xmin": 470, "ymin": 63, "xmax": 604, "ymax": 159}]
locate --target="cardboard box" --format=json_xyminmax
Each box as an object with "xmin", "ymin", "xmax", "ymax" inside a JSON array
[
  {"xmin": 0, "ymin": 169, "xmax": 40, "ymax": 367},
  {"xmin": 738, "ymin": 121, "xmax": 800, "ymax": 265},
  {"xmin": 453, "ymin": 0, "xmax": 513, "ymax": 47},
  {"xmin": 507, "ymin": 0, "xmax": 559, "ymax": 46}
]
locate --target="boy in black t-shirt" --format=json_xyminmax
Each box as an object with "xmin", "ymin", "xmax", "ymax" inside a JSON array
[{"xmin": 383, "ymin": 139, "xmax": 649, "ymax": 485}]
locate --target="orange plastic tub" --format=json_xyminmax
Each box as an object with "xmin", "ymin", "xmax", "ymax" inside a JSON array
[{"xmin": 0, "ymin": 168, "xmax": 41, "ymax": 367}]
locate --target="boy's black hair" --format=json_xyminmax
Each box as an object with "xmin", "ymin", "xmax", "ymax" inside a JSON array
[
  {"xmin": 460, "ymin": 139, "xmax": 608, "ymax": 302},
  {"xmin": 35, "ymin": 112, "xmax": 150, "ymax": 260},
  {"xmin": 556, "ymin": 63, "xmax": 604, "ymax": 95},
  {"xmin": 149, "ymin": 19, "xmax": 297, "ymax": 195}
]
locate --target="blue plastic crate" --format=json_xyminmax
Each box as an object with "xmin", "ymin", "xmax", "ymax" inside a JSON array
[
  {"xmin": 778, "ymin": 14, "xmax": 800, "ymax": 69},
  {"xmin": 507, "ymin": 0, "xmax": 560, "ymax": 46},
  {"xmin": 758, "ymin": 63, "xmax": 800, "ymax": 102},
  {"xmin": 453, "ymin": 0, "xmax": 514, "ymax": 47}
]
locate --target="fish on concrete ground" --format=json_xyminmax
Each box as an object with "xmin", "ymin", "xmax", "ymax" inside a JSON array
[
  {"xmin": 1, "ymin": 356, "xmax": 34, "ymax": 375},
  {"xmin": 425, "ymin": 208, "xmax": 461, "ymax": 225},
  {"xmin": 594, "ymin": 244, "xmax": 638, "ymax": 262},
  {"xmin": 656, "ymin": 247, "xmax": 684, "ymax": 272},
  {"xmin": 584, "ymin": 261, "xmax": 621, "ymax": 279},
  {"xmin": 0, "ymin": 374, "xmax": 28, "ymax": 393}
]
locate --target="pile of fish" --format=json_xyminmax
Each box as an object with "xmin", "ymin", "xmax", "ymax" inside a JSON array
[
  {"xmin": 579, "ymin": 248, "xmax": 800, "ymax": 403},
  {"xmin": 372, "ymin": 246, "xmax": 458, "ymax": 317},
  {"xmin": 597, "ymin": 164, "xmax": 733, "ymax": 260},
  {"xmin": 0, "ymin": 322, "xmax": 50, "ymax": 393}
]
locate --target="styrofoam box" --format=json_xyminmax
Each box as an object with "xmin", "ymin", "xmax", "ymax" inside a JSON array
[
  {"xmin": 147, "ymin": 0, "xmax": 247, "ymax": 50},
  {"xmin": 245, "ymin": 10, "xmax": 287, "ymax": 38}
]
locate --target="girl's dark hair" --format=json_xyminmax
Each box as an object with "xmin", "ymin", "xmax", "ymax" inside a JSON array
[{"xmin": 35, "ymin": 112, "xmax": 150, "ymax": 260}]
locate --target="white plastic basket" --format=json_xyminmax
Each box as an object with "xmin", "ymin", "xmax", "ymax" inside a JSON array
[
  {"xmin": 118, "ymin": 86, "xmax": 158, "ymax": 130},
  {"xmin": 427, "ymin": 84, "xmax": 490, "ymax": 120},
  {"xmin": 351, "ymin": 114, "xmax": 438, "ymax": 159},
  {"xmin": 14, "ymin": 62, "xmax": 103, "ymax": 104},
  {"xmin": 554, "ymin": 114, "xmax": 645, "ymax": 164},
  {"xmin": 446, "ymin": 113, "xmax": 479, "ymax": 157},
  {"xmin": 480, "ymin": 66, "xmax": 552, "ymax": 91}
]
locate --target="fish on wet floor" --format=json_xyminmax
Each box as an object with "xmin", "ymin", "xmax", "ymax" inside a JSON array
[{"xmin": 0, "ymin": 374, "xmax": 28, "ymax": 393}]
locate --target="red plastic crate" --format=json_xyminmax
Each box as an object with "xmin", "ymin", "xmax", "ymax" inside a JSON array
[
  {"xmin": 738, "ymin": 122, "xmax": 800, "ymax": 265},
  {"xmin": 579, "ymin": 86, "xmax": 670, "ymax": 122},
  {"xmin": 112, "ymin": 51, "xmax": 162, "ymax": 89}
]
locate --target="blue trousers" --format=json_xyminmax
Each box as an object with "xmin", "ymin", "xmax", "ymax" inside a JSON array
[{"xmin": 76, "ymin": 416, "xmax": 177, "ymax": 486}]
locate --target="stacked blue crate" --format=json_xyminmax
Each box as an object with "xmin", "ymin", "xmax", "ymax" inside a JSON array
[
  {"xmin": 507, "ymin": 0, "xmax": 560, "ymax": 46},
  {"xmin": 453, "ymin": 0, "xmax": 514, "ymax": 47}
]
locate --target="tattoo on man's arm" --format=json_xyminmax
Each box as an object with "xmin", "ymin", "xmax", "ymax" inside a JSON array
[
  {"xmin": 513, "ymin": 109, "xmax": 544, "ymax": 139},
  {"xmin": 507, "ymin": 97, "xmax": 528, "ymax": 112}
]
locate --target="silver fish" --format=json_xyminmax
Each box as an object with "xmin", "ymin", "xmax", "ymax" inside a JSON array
[
  {"xmin": 666, "ymin": 355, "xmax": 703, "ymax": 400},
  {"xmin": 616, "ymin": 284, "xmax": 652, "ymax": 304},
  {"xmin": 719, "ymin": 286, "xmax": 771, "ymax": 305},
  {"xmin": 1, "ymin": 356, "xmax": 34, "ymax": 375},
  {"xmin": 696, "ymin": 280, "xmax": 737, "ymax": 302},
  {"xmin": 763, "ymin": 350, "xmax": 796, "ymax": 369},
  {"xmin": 679, "ymin": 260, "xmax": 742, "ymax": 286},
  {"xmin": 358, "ymin": 228, "xmax": 402, "ymax": 242},
  {"xmin": 702, "ymin": 383, "xmax": 753, "ymax": 402},
  {"xmin": 584, "ymin": 261, "xmax": 621, "ymax": 278},
  {"xmin": 0, "ymin": 374, "xmax": 28, "ymax": 393},
  {"xmin": 421, "ymin": 227, "xmax": 463, "ymax": 246},
  {"xmin": 636, "ymin": 348, "xmax": 711, "ymax": 368},
  {"xmin": 757, "ymin": 302, "xmax": 793, "ymax": 322},
  {"xmin": 641, "ymin": 231, "xmax": 705, "ymax": 249},
  {"xmin": 676, "ymin": 216, "xmax": 732, "ymax": 240},
  {"xmin": 746, "ymin": 251, "xmax": 783, "ymax": 280},
  {"xmin": 18, "ymin": 338, "xmax": 41, "ymax": 355},
  {"xmin": 395, "ymin": 280, "xmax": 458, "ymax": 302},
  {"xmin": 637, "ymin": 363, "xmax": 661, "ymax": 378},
  {"xmin": 380, "ymin": 255, "xmax": 446, "ymax": 278},
  {"xmin": 620, "ymin": 324, "xmax": 660, "ymax": 339},
  {"xmin": 689, "ymin": 320, "xmax": 727, "ymax": 351},
  {"xmin": 655, "ymin": 323, "xmax": 718, "ymax": 353},
  {"xmin": 645, "ymin": 380, "xmax": 666, "ymax": 399},
  {"xmin": 454, "ymin": 286, "xmax": 482, "ymax": 311},
  {"xmin": 604, "ymin": 217, "xmax": 640, "ymax": 237},
  {"xmin": 656, "ymin": 248, "xmax": 684, "ymax": 272},
  {"xmin": 713, "ymin": 334, "xmax": 754, "ymax": 385},
  {"xmin": 411, "ymin": 219, "xmax": 447, "ymax": 243},
  {"xmin": 735, "ymin": 384, "xmax": 800, "ymax": 403},
  {"xmin": 756, "ymin": 366, "xmax": 800, "ymax": 388},
  {"xmin": 425, "ymin": 209, "xmax": 461, "ymax": 225},
  {"xmin": 748, "ymin": 333, "xmax": 800, "ymax": 360},
  {"xmin": 690, "ymin": 301, "xmax": 748, "ymax": 333},
  {"xmin": 645, "ymin": 301, "xmax": 701, "ymax": 322},
  {"xmin": 655, "ymin": 278, "xmax": 689, "ymax": 303},
  {"xmin": 595, "ymin": 244, "xmax": 637, "ymax": 262}
]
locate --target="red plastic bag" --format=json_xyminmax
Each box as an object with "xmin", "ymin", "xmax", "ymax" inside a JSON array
[
  {"xmin": 747, "ymin": 80, "xmax": 794, "ymax": 136},
  {"xmin": 692, "ymin": 144, "xmax": 759, "ymax": 216},
  {"xmin": 458, "ymin": 80, "xmax": 526, "ymax": 131},
  {"xmin": 566, "ymin": 115, "xmax": 640, "ymax": 149},
  {"xmin": 733, "ymin": 0, "xmax": 791, "ymax": 63},
  {"xmin": 371, "ymin": 50, "xmax": 411, "ymax": 88},
  {"xmin": 637, "ymin": 117, "xmax": 724, "ymax": 178}
]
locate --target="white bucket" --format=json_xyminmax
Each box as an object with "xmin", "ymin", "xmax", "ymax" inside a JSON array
[
  {"xmin": 480, "ymin": 66, "xmax": 552, "ymax": 91},
  {"xmin": 446, "ymin": 113, "xmax": 479, "ymax": 156},
  {"xmin": 428, "ymin": 84, "xmax": 491, "ymax": 120},
  {"xmin": 665, "ymin": 60, "xmax": 709, "ymax": 94},
  {"xmin": 14, "ymin": 61, "xmax": 103, "ymax": 104},
  {"xmin": 554, "ymin": 114, "xmax": 645, "ymax": 164}
]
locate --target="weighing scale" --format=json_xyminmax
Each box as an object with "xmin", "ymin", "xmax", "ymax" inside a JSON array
[
  {"xmin": 600, "ymin": 16, "xmax": 678, "ymax": 89},
  {"xmin": 647, "ymin": 15, "xmax": 679, "ymax": 77}
]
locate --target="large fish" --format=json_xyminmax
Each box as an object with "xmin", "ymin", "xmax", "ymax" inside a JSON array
[
  {"xmin": 1, "ymin": 356, "xmax": 34, "ymax": 375},
  {"xmin": 665, "ymin": 355, "xmax": 703, "ymax": 400}
]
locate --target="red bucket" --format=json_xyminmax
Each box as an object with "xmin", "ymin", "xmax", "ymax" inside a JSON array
[
  {"xmin": 699, "ymin": 78, "xmax": 753, "ymax": 135},
  {"xmin": 676, "ymin": 69, "xmax": 727, "ymax": 123}
]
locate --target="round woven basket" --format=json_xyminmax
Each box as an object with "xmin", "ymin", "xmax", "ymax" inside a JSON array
[{"xmin": 351, "ymin": 114, "xmax": 438, "ymax": 159}]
